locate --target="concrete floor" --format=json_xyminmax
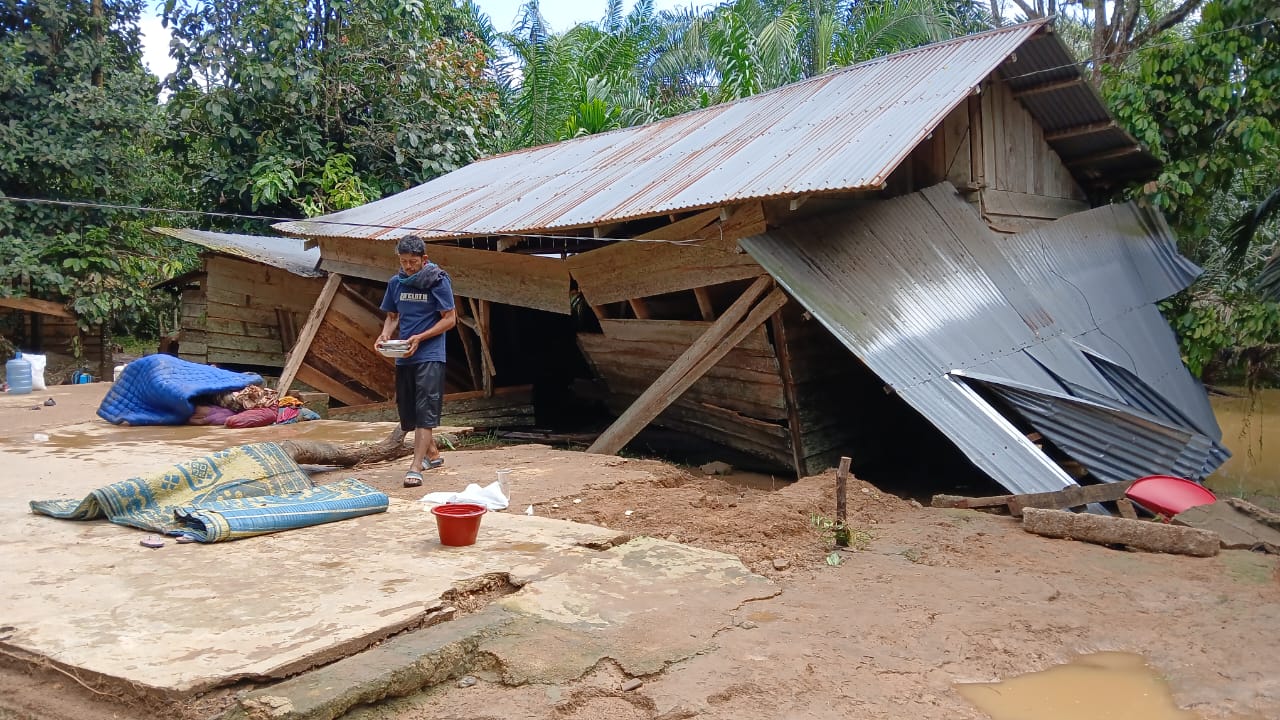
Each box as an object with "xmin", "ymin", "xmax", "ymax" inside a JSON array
[{"xmin": 0, "ymin": 384, "xmax": 775, "ymax": 704}]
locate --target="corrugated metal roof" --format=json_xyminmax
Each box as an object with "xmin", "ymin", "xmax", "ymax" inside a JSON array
[
  {"xmin": 152, "ymin": 228, "xmax": 323, "ymax": 277},
  {"xmin": 740, "ymin": 183, "xmax": 1226, "ymax": 495},
  {"xmin": 274, "ymin": 20, "xmax": 1113, "ymax": 243}
]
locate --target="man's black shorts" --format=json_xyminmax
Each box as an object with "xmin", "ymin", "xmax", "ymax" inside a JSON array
[{"xmin": 395, "ymin": 361, "xmax": 445, "ymax": 431}]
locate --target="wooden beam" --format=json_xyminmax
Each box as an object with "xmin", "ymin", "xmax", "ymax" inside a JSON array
[
  {"xmin": 788, "ymin": 195, "xmax": 810, "ymax": 212},
  {"xmin": 769, "ymin": 311, "xmax": 807, "ymax": 478},
  {"xmin": 632, "ymin": 208, "xmax": 721, "ymax": 242},
  {"xmin": 468, "ymin": 297, "xmax": 496, "ymax": 397},
  {"xmin": 1065, "ymin": 145, "xmax": 1142, "ymax": 167},
  {"xmin": 295, "ymin": 362, "xmax": 377, "ymax": 406},
  {"xmin": 278, "ymin": 273, "xmax": 343, "ymax": 396},
  {"xmin": 693, "ymin": 286, "xmax": 716, "ymax": 321},
  {"xmin": 1022, "ymin": 508, "xmax": 1219, "ymax": 557},
  {"xmin": 627, "ymin": 297, "xmax": 651, "ymax": 319},
  {"xmin": 1044, "ymin": 121, "xmax": 1117, "ymax": 142},
  {"xmin": 454, "ymin": 298, "xmax": 483, "ymax": 391},
  {"xmin": 1011, "ymin": 77, "xmax": 1084, "ymax": 98},
  {"xmin": 495, "ymin": 237, "xmax": 521, "ymax": 252},
  {"xmin": 588, "ymin": 276, "xmax": 784, "ymax": 455},
  {"xmin": 276, "ymin": 309, "xmax": 298, "ymax": 354},
  {"xmin": 0, "ymin": 296, "xmax": 73, "ymax": 318},
  {"xmin": 594, "ymin": 222, "xmax": 623, "ymax": 239}
]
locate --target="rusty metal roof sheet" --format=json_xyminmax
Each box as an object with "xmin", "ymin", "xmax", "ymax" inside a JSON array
[
  {"xmin": 152, "ymin": 228, "xmax": 323, "ymax": 277},
  {"xmin": 275, "ymin": 19, "xmax": 1159, "ymax": 243},
  {"xmin": 740, "ymin": 183, "xmax": 1224, "ymax": 496}
]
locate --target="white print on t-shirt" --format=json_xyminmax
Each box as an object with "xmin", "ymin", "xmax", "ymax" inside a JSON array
[{"xmin": 399, "ymin": 292, "xmax": 436, "ymax": 302}]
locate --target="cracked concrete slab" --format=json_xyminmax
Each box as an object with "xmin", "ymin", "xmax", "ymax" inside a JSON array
[{"xmin": 226, "ymin": 538, "xmax": 776, "ymax": 720}]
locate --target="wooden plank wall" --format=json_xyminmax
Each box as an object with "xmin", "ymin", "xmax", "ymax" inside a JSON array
[
  {"xmin": 775, "ymin": 306, "xmax": 876, "ymax": 475},
  {"xmin": 177, "ymin": 279, "xmax": 208, "ymax": 365},
  {"xmin": 318, "ymin": 237, "xmax": 572, "ymax": 315},
  {"xmin": 577, "ymin": 316, "xmax": 796, "ymax": 469},
  {"xmin": 0, "ymin": 311, "xmax": 105, "ymax": 369},
  {"xmin": 979, "ymin": 78, "xmax": 1085, "ymax": 202},
  {"xmin": 201, "ymin": 255, "xmax": 325, "ymax": 367}
]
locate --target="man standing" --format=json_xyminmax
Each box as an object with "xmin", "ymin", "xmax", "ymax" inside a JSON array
[{"xmin": 377, "ymin": 236, "xmax": 457, "ymax": 487}]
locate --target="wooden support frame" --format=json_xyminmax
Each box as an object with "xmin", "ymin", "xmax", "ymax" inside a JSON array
[
  {"xmin": 0, "ymin": 296, "xmax": 73, "ymax": 318},
  {"xmin": 467, "ymin": 297, "xmax": 496, "ymax": 397},
  {"xmin": 587, "ymin": 276, "xmax": 787, "ymax": 456},
  {"xmin": 769, "ymin": 311, "xmax": 807, "ymax": 478},
  {"xmin": 628, "ymin": 298, "xmax": 651, "ymax": 319},
  {"xmin": 1044, "ymin": 121, "xmax": 1116, "ymax": 142},
  {"xmin": 1011, "ymin": 77, "xmax": 1084, "ymax": 98},
  {"xmin": 278, "ymin": 273, "xmax": 343, "ymax": 395},
  {"xmin": 1065, "ymin": 145, "xmax": 1142, "ymax": 167}
]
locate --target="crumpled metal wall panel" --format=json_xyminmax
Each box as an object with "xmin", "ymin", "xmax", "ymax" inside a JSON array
[{"xmin": 740, "ymin": 183, "xmax": 1226, "ymax": 494}]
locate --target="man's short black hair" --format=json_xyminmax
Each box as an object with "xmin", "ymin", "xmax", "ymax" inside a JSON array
[{"xmin": 396, "ymin": 235, "xmax": 427, "ymax": 255}]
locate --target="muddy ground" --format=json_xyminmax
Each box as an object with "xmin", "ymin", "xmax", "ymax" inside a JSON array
[{"xmin": 1, "ymin": 385, "xmax": 1278, "ymax": 720}]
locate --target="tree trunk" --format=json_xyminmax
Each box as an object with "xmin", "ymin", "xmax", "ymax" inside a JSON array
[{"xmin": 281, "ymin": 427, "xmax": 411, "ymax": 467}]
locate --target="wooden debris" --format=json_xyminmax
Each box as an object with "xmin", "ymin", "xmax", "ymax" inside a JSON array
[
  {"xmin": 1022, "ymin": 508, "xmax": 1219, "ymax": 557},
  {"xmin": 281, "ymin": 428, "xmax": 411, "ymax": 467},
  {"xmin": 931, "ymin": 481, "xmax": 1134, "ymax": 517},
  {"xmin": 1115, "ymin": 498, "xmax": 1138, "ymax": 520}
]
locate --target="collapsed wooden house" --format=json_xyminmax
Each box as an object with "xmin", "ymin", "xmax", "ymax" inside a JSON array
[
  {"xmin": 272, "ymin": 20, "xmax": 1226, "ymax": 492},
  {"xmin": 154, "ymin": 228, "xmax": 536, "ymax": 427},
  {"xmin": 152, "ymin": 229, "xmax": 327, "ymax": 370}
]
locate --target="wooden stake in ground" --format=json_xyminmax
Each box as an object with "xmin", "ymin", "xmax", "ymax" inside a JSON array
[
  {"xmin": 835, "ymin": 456, "xmax": 851, "ymax": 547},
  {"xmin": 1022, "ymin": 508, "xmax": 1219, "ymax": 557}
]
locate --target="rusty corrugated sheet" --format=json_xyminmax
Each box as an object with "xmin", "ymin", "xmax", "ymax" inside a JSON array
[
  {"xmin": 275, "ymin": 22, "xmax": 1067, "ymax": 242},
  {"xmin": 740, "ymin": 183, "xmax": 1225, "ymax": 495},
  {"xmin": 152, "ymin": 228, "xmax": 323, "ymax": 277}
]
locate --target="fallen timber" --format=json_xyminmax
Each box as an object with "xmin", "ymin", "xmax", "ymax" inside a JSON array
[{"xmin": 931, "ymin": 480, "xmax": 1135, "ymax": 517}]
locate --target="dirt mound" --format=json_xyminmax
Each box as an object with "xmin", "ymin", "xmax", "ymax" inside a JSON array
[{"xmin": 538, "ymin": 463, "xmax": 911, "ymax": 572}]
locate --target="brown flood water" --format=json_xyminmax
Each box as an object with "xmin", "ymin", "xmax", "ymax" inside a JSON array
[
  {"xmin": 957, "ymin": 652, "xmax": 1198, "ymax": 720},
  {"xmin": 1208, "ymin": 388, "xmax": 1280, "ymax": 500}
]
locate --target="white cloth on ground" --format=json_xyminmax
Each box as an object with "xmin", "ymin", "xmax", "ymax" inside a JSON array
[{"xmin": 419, "ymin": 481, "xmax": 509, "ymax": 511}]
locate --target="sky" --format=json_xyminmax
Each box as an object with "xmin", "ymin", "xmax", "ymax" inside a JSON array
[{"xmin": 137, "ymin": 0, "xmax": 693, "ymax": 80}]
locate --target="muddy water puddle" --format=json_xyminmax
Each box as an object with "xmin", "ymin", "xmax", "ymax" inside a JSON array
[
  {"xmin": 1209, "ymin": 388, "xmax": 1280, "ymax": 501},
  {"xmin": 957, "ymin": 652, "xmax": 1197, "ymax": 720}
]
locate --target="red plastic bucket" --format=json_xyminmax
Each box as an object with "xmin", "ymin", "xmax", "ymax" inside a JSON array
[{"xmin": 431, "ymin": 503, "xmax": 487, "ymax": 546}]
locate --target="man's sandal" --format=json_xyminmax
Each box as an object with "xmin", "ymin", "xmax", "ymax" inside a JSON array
[
  {"xmin": 426, "ymin": 457, "xmax": 445, "ymax": 470},
  {"xmin": 404, "ymin": 471, "xmax": 424, "ymax": 488}
]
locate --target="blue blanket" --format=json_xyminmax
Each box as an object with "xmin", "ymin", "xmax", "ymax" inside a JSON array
[{"xmin": 97, "ymin": 354, "xmax": 262, "ymax": 426}]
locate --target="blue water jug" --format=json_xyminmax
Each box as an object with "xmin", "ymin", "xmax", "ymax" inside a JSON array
[{"xmin": 6, "ymin": 351, "xmax": 33, "ymax": 395}]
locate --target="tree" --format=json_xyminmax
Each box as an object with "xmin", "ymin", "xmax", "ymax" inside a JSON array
[
  {"xmin": 0, "ymin": 0, "xmax": 193, "ymax": 372},
  {"xmin": 996, "ymin": 0, "xmax": 1204, "ymax": 82},
  {"xmin": 163, "ymin": 0, "xmax": 503, "ymax": 222},
  {"xmin": 1105, "ymin": 0, "xmax": 1280, "ymax": 383}
]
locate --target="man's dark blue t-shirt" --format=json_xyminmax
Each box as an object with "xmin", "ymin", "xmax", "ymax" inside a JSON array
[{"xmin": 380, "ymin": 263, "xmax": 455, "ymax": 366}]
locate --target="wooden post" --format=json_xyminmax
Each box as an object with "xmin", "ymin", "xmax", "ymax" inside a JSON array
[
  {"xmin": 628, "ymin": 297, "xmax": 651, "ymax": 319},
  {"xmin": 277, "ymin": 273, "xmax": 342, "ymax": 396},
  {"xmin": 587, "ymin": 276, "xmax": 779, "ymax": 455},
  {"xmin": 835, "ymin": 456, "xmax": 851, "ymax": 547},
  {"xmin": 769, "ymin": 311, "xmax": 806, "ymax": 478},
  {"xmin": 467, "ymin": 297, "xmax": 496, "ymax": 397},
  {"xmin": 693, "ymin": 286, "xmax": 716, "ymax": 321}
]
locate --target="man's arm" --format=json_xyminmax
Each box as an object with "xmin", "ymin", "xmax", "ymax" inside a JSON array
[{"xmin": 377, "ymin": 312, "xmax": 399, "ymax": 348}]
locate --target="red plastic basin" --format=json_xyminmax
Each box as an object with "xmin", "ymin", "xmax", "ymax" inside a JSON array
[
  {"xmin": 430, "ymin": 503, "xmax": 487, "ymax": 546},
  {"xmin": 1125, "ymin": 475, "xmax": 1216, "ymax": 518}
]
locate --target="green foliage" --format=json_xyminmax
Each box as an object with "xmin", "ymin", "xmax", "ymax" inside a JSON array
[
  {"xmin": 1105, "ymin": 0, "xmax": 1280, "ymax": 241},
  {"xmin": 0, "ymin": 0, "xmax": 195, "ymax": 339},
  {"xmin": 164, "ymin": 0, "xmax": 503, "ymax": 222}
]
